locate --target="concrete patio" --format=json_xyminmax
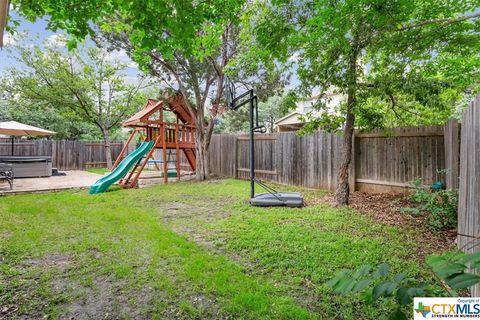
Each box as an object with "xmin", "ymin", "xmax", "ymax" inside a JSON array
[
  {"xmin": 0, "ymin": 170, "xmax": 103, "ymax": 195},
  {"xmin": 0, "ymin": 170, "xmax": 196, "ymax": 195}
]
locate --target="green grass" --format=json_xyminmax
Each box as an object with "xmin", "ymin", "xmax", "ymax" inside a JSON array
[
  {"xmin": 85, "ymin": 167, "xmax": 110, "ymax": 175},
  {"xmin": 0, "ymin": 179, "xmax": 440, "ymax": 319},
  {"xmin": 86, "ymin": 167, "xmax": 155, "ymax": 175}
]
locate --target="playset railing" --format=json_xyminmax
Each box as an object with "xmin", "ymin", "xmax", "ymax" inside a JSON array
[{"xmin": 147, "ymin": 122, "xmax": 196, "ymax": 147}]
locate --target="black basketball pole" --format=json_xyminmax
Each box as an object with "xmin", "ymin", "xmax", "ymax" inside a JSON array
[
  {"xmin": 249, "ymin": 90, "xmax": 255, "ymax": 199},
  {"xmin": 225, "ymin": 78, "xmax": 303, "ymax": 207}
]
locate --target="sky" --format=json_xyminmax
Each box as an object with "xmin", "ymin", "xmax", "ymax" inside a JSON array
[{"xmin": 0, "ymin": 12, "xmax": 141, "ymax": 84}]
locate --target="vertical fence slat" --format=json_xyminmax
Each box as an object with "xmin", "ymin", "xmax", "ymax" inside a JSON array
[{"xmin": 444, "ymin": 119, "xmax": 460, "ymax": 190}]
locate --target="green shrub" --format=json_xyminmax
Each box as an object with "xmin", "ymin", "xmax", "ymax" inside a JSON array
[
  {"xmin": 403, "ymin": 177, "xmax": 458, "ymax": 230},
  {"xmin": 328, "ymin": 251, "xmax": 480, "ymax": 320}
]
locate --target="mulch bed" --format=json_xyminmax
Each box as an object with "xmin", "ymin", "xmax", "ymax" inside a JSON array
[{"xmin": 322, "ymin": 192, "xmax": 457, "ymax": 257}]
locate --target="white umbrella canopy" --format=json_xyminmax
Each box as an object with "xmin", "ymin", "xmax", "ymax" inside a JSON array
[
  {"xmin": 0, "ymin": 121, "xmax": 55, "ymax": 136},
  {"xmin": 0, "ymin": 121, "xmax": 55, "ymax": 156}
]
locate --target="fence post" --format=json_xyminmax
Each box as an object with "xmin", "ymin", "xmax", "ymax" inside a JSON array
[
  {"xmin": 444, "ymin": 119, "xmax": 460, "ymax": 189},
  {"xmin": 348, "ymin": 131, "xmax": 356, "ymax": 193},
  {"xmin": 233, "ymin": 136, "xmax": 238, "ymax": 179},
  {"xmin": 51, "ymin": 141, "xmax": 57, "ymax": 168},
  {"xmin": 79, "ymin": 142, "xmax": 85, "ymax": 170}
]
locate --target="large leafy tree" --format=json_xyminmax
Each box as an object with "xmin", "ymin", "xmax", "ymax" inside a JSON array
[
  {"xmin": 10, "ymin": 0, "xmax": 245, "ymax": 180},
  {"xmin": 98, "ymin": 27, "xmax": 287, "ymax": 175},
  {"xmin": 0, "ymin": 102, "xmax": 101, "ymax": 140},
  {"xmin": 242, "ymin": 0, "xmax": 480, "ymax": 205},
  {"xmin": 94, "ymin": 24, "xmax": 238, "ymax": 180},
  {"xmin": 1, "ymin": 43, "xmax": 147, "ymax": 168}
]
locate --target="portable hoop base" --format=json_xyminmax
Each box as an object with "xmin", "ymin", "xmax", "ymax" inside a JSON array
[{"xmin": 250, "ymin": 192, "xmax": 304, "ymax": 208}]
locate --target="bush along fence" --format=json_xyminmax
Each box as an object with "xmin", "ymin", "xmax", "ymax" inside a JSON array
[
  {"xmin": 209, "ymin": 122, "xmax": 460, "ymax": 193},
  {"xmin": 0, "ymin": 139, "xmax": 125, "ymax": 170}
]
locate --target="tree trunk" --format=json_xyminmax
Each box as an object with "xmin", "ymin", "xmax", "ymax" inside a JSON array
[
  {"xmin": 334, "ymin": 46, "xmax": 358, "ymax": 206},
  {"xmin": 195, "ymin": 128, "xmax": 209, "ymax": 180},
  {"xmin": 102, "ymin": 128, "xmax": 113, "ymax": 169},
  {"xmin": 192, "ymin": 97, "xmax": 215, "ymax": 181},
  {"xmin": 334, "ymin": 100, "xmax": 355, "ymax": 206},
  {"xmin": 193, "ymin": 101, "xmax": 210, "ymax": 180}
]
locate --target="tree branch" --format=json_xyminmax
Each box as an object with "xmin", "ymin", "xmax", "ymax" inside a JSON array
[{"xmin": 395, "ymin": 12, "xmax": 480, "ymax": 32}]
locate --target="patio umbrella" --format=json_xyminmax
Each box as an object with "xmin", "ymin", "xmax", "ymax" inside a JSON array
[{"xmin": 0, "ymin": 121, "xmax": 55, "ymax": 155}]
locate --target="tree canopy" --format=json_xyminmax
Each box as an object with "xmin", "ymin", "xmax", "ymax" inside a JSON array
[
  {"xmin": 215, "ymin": 95, "xmax": 288, "ymax": 133},
  {"xmin": 240, "ymin": 0, "xmax": 480, "ymax": 204},
  {"xmin": 10, "ymin": 0, "xmax": 244, "ymax": 64},
  {"xmin": 1, "ymin": 41, "xmax": 149, "ymax": 167},
  {"xmin": 242, "ymin": 0, "xmax": 480, "ymax": 129}
]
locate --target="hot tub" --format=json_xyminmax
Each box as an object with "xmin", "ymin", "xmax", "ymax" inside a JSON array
[{"xmin": 0, "ymin": 156, "xmax": 52, "ymax": 178}]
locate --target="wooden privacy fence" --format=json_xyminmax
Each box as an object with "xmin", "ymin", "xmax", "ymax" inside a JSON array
[
  {"xmin": 209, "ymin": 123, "xmax": 460, "ymax": 193},
  {"xmin": 457, "ymin": 95, "xmax": 480, "ymax": 295},
  {"xmin": 0, "ymin": 139, "xmax": 124, "ymax": 170},
  {"xmin": 354, "ymin": 126, "xmax": 449, "ymax": 193}
]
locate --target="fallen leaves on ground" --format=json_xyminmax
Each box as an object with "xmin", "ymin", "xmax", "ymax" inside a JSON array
[{"xmin": 321, "ymin": 192, "xmax": 456, "ymax": 258}]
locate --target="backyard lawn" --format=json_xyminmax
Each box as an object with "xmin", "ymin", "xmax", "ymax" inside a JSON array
[
  {"xmin": 85, "ymin": 167, "xmax": 111, "ymax": 175},
  {"xmin": 0, "ymin": 179, "xmax": 445, "ymax": 319}
]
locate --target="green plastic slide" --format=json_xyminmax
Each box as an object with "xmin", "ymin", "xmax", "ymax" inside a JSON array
[{"xmin": 89, "ymin": 141, "xmax": 155, "ymax": 194}]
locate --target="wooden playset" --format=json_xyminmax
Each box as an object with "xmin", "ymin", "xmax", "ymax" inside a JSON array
[{"xmin": 112, "ymin": 92, "xmax": 197, "ymax": 188}]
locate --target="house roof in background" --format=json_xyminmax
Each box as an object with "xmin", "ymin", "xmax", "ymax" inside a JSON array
[
  {"xmin": 274, "ymin": 112, "xmax": 305, "ymax": 126},
  {"xmin": 299, "ymin": 91, "xmax": 342, "ymax": 102}
]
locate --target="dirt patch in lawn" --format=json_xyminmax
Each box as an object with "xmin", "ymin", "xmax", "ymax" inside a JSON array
[
  {"xmin": 157, "ymin": 199, "xmax": 235, "ymax": 240},
  {"xmin": 54, "ymin": 275, "xmax": 136, "ymax": 319},
  {"xmin": 23, "ymin": 253, "xmax": 73, "ymax": 271},
  {"xmin": 1, "ymin": 254, "xmax": 73, "ymax": 319},
  {"xmin": 158, "ymin": 199, "xmax": 254, "ymax": 271},
  {"xmin": 56, "ymin": 267, "xmax": 225, "ymax": 319},
  {"xmin": 323, "ymin": 192, "xmax": 456, "ymax": 257},
  {"xmin": 156, "ymin": 199, "xmax": 260, "ymax": 273},
  {"xmin": 61, "ymin": 277, "xmax": 164, "ymax": 320},
  {"xmin": 0, "ymin": 230, "xmax": 11, "ymax": 241}
]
